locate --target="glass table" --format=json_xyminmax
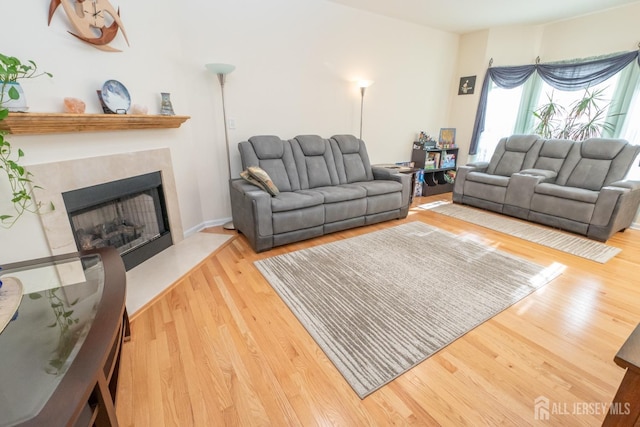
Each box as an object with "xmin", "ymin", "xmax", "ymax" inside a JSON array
[{"xmin": 0, "ymin": 247, "xmax": 128, "ymax": 427}]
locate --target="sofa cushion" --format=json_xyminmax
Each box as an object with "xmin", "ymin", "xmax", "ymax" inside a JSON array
[
  {"xmin": 533, "ymin": 139, "xmax": 575, "ymax": 173},
  {"xmin": 250, "ymin": 135, "xmax": 285, "ymax": 159},
  {"xmin": 325, "ymin": 199, "xmax": 367, "ymax": 223},
  {"xmin": 603, "ymin": 142, "xmax": 640, "ymax": 185},
  {"xmin": 557, "ymin": 138, "xmax": 639, "ymax": 191},
  {"xmin": 270, "ymin": 190, "xmax": 324, "ymax": 213},
  {"xmin": 534, "ymin": 183, "xmax": 599, "ymax": 204},
  {"xmin": 348, "ymin": 180, "xmax": 403, "ymax": 196},
  {"xmin": 366, "ymin": 193, "xmax": 403, "ymax": 214},
  {"xmin": 581, "ymin": 137, "xmax": 626, "ymax": 159},
  {"xmin": 564, "ymin": 158, "xmax": 613, "ymax": 191},
  {"xmin": 530, "ymin": 194, "xmax": 595, "ymax": 224},
  {"xmin": 466, "ymin": 172, "xmax": 510, "ymax": 187},
  {"xmin": 331, "ymin": 135, "xmax": 374, "ymax": 184},
  {"xmin": 291, "ymin": 135, "xmax": 339, "ymax": 189},
  {"xmin": 240, "ymin": 136, "xmax": 301, "ymax": 192},
  {"xmin": 296, "ymin": 135, "xmax": 327, "ymax": 156},
  {"xmin": 272, "ymin": 205, "xmax": 325, "ymax": 234},
  {"xmin": 486, "ymin": 135, "xmax": 543, "ymax": 177},
  {"xmin": 310, "ymin": 185, "xmax": 366, "ymax": 203}
]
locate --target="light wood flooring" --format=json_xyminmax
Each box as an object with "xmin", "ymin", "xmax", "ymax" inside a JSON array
[{"xmin": 115, "ymin": 194, "xmax": 640, "ymax": 426}]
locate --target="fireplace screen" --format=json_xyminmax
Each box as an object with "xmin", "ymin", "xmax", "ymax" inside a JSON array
[
  {"xmin": 62, "ymin": 172, "xmax": 172, "ymax": 270},
  {"xmin": 70, "ymin": 190, "xmax": 162, "ymax": 253}
]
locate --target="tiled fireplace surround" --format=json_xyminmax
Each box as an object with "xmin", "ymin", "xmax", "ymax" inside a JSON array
[{"xmin": 28, "ymin": 148, "xmax": 184, "ymax": 258}]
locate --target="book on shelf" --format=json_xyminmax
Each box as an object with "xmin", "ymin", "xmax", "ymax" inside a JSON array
[
  {"xmin": 441, "ymin": 151, "xmax": 456, "ymax": 168},
  {"xmin": 426, "ymin": 151, "xmax": 441, "ymax": 169}
]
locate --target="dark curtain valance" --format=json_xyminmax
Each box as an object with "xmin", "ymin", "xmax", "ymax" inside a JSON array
[{"xmin": 469, "ymin": 50, "xmax": 640, "ymax": 155}]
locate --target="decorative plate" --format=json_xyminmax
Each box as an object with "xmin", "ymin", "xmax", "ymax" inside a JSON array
[
  {"xmin": 101, "ymin": 80, "xmax": 131, "ymax": 114},
  {"xmin": 0, "ymin": 277, "xmax": 23, "ymax": 333}
]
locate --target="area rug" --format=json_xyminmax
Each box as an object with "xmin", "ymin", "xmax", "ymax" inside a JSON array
[
  {"xmin": 420, "ymin": 202, "xmax": 621, "ymax": 263},
  {"xmin": 254, "ymin": 221, "xmax": 562, "ymax": 398}
]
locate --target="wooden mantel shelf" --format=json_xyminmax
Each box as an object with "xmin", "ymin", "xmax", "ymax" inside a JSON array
[{"xmin": 0, "ymin": 112, "xmax": 191, "ymax": 135}]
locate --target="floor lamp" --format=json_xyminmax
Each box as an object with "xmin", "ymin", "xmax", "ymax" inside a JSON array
[
  {"xmin": 205, "ymin": 63, "xmax": 236, "ymax": 230},
  {"xmin": 358, "ymin": 80, "xmax": 373, "ymax": 140}
]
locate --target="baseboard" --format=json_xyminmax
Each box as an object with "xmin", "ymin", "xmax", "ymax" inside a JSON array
[
  {"xmin": 183, "ymin": 217, "xmax": 232, "ymax": 238},
  {"xmin": 631, "ymin": 222, "xmax": 640, "ymax": 231}
]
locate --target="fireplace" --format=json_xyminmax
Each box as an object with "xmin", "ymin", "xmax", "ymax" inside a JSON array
[
  {"xmin": 27, "ymin": 148, "xmax": 184, "ymax": 268},
  {"xmin": 62, "ymin": 172, "xmax": 173, "ymax": 270}
]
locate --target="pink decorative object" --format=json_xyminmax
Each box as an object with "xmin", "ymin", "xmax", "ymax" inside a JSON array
[
  {"xmin": 130, "ymin": 104, "xmax": 148, "ymax": 115},
  {"xmin": 63, "ymin": 97, "xmax": 86, "ymax": 113}
]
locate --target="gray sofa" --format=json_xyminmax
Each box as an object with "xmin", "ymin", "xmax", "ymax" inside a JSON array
[
  {"xmin": 230, "ymin": 134, "xmax": 411, "ymax": 252},
  {"xmin": 453, "ymin": 134, "xmax": 640, "ymax": 241}
]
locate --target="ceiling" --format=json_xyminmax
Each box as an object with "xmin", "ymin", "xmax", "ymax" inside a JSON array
[{"xmin": 327, "ymin": 0, "xmax": 640, "ymax": 34}]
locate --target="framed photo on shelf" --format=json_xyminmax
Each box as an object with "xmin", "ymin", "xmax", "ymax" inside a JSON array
[{"xmin": 439, "ymin": 128, "xmax": 456, "ymax": 147}]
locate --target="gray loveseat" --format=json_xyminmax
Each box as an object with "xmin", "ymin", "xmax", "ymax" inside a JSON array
[
  {"xmin": 230, "ymin": 134, "xmax": 411, "ymax": 252},
  {"xmin": 453, "ymin": 134, "xmax": 640, "ymax": 241}
]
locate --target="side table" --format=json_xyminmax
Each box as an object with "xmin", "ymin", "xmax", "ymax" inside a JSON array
[
  {"xmin": 603, "ymin": 322, "xmax": 640, "ymax": 426},
  {"xmin": 0, "ymin": 247, "xmax": 128, "ymax": 427}
]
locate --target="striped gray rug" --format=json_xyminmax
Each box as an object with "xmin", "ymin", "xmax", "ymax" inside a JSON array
[
  {"xmin": 255, "ymin": 222, "xmax": 562, "ymax": 398},
  {"xmin": 423, "ymin": 202, "xmax": 620, "ymax": 263}
]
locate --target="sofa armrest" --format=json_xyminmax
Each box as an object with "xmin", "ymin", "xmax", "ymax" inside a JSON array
[
  {"xmin": 371, "ymin": 166, "xmax": 399, "ymax": 180},
  {"xmin": 231, "ymin": 178, "xmax": 266, "ymax": 194},
  {"xmin": 505, "ymin": 172, "xmax": 549, "ymax": 210},
  {"xmin": 606, "ymin": 180, "xmax": 640, "ymax": 191},
  {"xmin": 453, "ymin": 165, "xmax": 486, "ymax": 202},
  {"xmin": 590, "ymin": 180, "xmax": 640, "ymax": 228},
  {"xmin": 466, "ymin": 161, "xmax": 489, "ymax": 173},
  {"xmin": 229, "ymin": 179, "xmax": 275, "ymax": 251},
  {"xmin": 372, "ymin": 167, "xmax": 412, "ymax": 209},
  {"xmin": 518, "ymin": 168, "xmax": 558, "ymax": 183}
]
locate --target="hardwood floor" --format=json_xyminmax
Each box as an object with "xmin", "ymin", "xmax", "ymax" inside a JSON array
[{"xmin": 116, "ymin": 195, "xmax": 640, "ymax": 426}]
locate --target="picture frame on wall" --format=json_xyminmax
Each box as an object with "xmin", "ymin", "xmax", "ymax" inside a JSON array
[
  {"xmin": 458, "ymin": 76, "xmax": 476, "ymax": 95},
  {"xmin": 439, "ymin": 128, "xmax": 456, "ymax": 147}
]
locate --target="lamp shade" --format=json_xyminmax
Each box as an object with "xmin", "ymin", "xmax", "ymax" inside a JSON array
[
  {"xmin": 205, "ymin": 63, "xmax": 236, "ymax": 75},
  {"xmin": 358, "ymin": 80, "xmax": 374, "ymax": 88}
]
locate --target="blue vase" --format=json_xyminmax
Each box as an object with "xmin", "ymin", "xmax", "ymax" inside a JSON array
[{"xmin": 159, "ymin": 92, "xmax": 175, "ymax": 116}]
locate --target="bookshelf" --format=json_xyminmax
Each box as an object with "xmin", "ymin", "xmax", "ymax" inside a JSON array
[{"xmin": 410, "ymin": 146, "xmax": 458, "ymax": 196}]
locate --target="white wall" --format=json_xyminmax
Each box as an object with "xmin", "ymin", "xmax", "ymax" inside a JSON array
[{"xmin": 0, "ymin": 0, "xmax": 459, "ymax": 263}]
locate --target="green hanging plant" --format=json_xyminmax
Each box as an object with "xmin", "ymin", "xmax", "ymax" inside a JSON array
[{"xmin": 0, "ymin": 53, "xmax": 53, "ymax": 227}]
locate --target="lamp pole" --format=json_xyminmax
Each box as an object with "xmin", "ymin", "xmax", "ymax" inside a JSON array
[
  {"xmin": 205, "ymin": 63, "xmax": 236, "ymax": 230},
  {"xmin": 358, "ymin": 80, "xmax": 373, "ymax": 140},
  {"xmin": 217, "ymin": 73, "xmax": 232, "ymax": 181},
  {"xmin": 359, "ymin": 86, "xmax": 366, "ymax": 140}
]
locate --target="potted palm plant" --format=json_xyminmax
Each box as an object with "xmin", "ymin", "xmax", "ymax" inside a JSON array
[
  {"xmin": 0, "ymin": 53, "xmax": 52, "ymax": 226},
  {"xmin": 532, "ymin": 87, "xmax": 617, "ymax": 140}
]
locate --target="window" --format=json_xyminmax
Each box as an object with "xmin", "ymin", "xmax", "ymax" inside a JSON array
[
  {"xmin": 474, "ymin": 83, "xmax": 523, "ymax": 162},
  {"xmin": 619, "ymin": 83, "xmax": 640, "ymax": 180},
  {"xmin": 471, "ymin": 52, "xmax": 640, "ymax": 159}
]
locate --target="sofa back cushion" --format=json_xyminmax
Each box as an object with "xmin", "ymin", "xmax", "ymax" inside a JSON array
[
  {"xmin": 238, "ymin": 136, "xmax": 300, "ymax": 192},
  {"xmin": 291, "ymin": 135, "xmax": 340, "ymax": 189},
  {"xmin": 557, "ymin": 138, "xmax": 639, "ymax": 190},
  {"xmin": 533, "ymin": 139, "xmax": 576, "ymax": 173},
  {"xmin": 486, "ymin": 135, "xmax": 543, "ymax": 177},
  {"xmin": 330, "ymin": 135, "xmax": 374, "ymax": 184}
]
